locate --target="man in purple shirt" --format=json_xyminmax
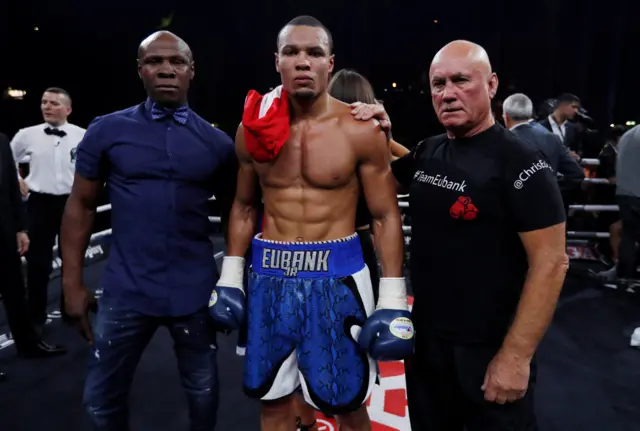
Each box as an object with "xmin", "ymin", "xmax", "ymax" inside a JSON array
[{"xmin": 60, "ymin": 31, "xmax": 237, "ymax": 430}]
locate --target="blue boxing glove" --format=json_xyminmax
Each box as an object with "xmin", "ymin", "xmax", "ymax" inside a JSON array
[
  {"xmin": 208, "ymin": 256, "xmax": 246, "ymax": 330},
  {"xmin": 359, "ymin": 277, "xmax": 414, "ymax": 361}
]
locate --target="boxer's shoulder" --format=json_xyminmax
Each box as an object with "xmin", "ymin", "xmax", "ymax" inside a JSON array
[
  {"xmin": 333, "ymin": 100, "xmax": 381, "ymax": 129},
  {"xmin": 332, "ymin": 104, "xmax": 386, "ymax": 148},
  {"xmin": 233, "ymin": 123, "xmax": 253, "ymax": 163}
]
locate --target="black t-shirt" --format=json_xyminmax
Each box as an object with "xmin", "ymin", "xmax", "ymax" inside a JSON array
[{"xmin": 392, "ymin": 124, "xmax": 566, "ymax": 343}]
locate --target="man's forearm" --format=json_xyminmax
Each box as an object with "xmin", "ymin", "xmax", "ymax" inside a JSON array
[
  {"xmin": 502, "ymin": 256, "xmax": 568, "ymax": 359},
  {"xmin": 371, "ymin": 211, "xmax": 404, "ymax": 278},
  {"xmin": 226, "ymin": 202, "xmax": 257, "ymax": 257},
  {"xmin": 60, "ymin": 199, "xmax": 95, "ymax": 288}
]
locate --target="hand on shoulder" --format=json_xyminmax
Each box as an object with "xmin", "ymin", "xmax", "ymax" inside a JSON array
[
  {"xmin": 342, "ymin": 110, "xmax": 388, "ymax": 151},
  {"xmin": 349, "ymin": 101, "xmax": 392, "ymax": 138}
]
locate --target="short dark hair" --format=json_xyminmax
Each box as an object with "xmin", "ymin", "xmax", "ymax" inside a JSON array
[
  {"xmin": 329, "ymin": 69, "xmax": 377, "ymax": 105},
  {"xmin": 277, "ymin": 15, "xmax": 333, "ymax": 53},
  {"xmin": 44, "ymin": 87, "xmax": 72, "ymax": 103},
  {"xmin": 557, "ymin": 93, "xmax": 580, "ymax": 105}
]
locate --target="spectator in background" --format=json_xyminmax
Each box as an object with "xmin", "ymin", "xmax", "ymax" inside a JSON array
[
  {"xmin": 10, "ymin": 87, "xmax": 86, "ymax": 328},
  {"xmin": 0, "ymin": 131, "xmax": 66, "ymax": 383},
  {"xmin": 597, "ymin": 125, "xmax": 640, "ymax": 285},
  {"xmin": 595, "ymin": 125, "xmax": 626, "ymax": 265},
  {"xmin": 503, "ymin": 93, "xmax": 585, "ymax": 216},
  {"xmin": 538, "ymin": 93, "xmax": 583, "ymax": 158}
]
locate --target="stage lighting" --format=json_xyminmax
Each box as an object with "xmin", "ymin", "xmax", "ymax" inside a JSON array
[{"xmin": 5, "ymin": 87, "xmax": 27, "ymax": 100}]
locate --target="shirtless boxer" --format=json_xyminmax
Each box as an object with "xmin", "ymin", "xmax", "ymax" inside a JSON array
[
  {"xmin": 287, "ymin": 68, "xmax": 410, "ymax": 431},
  {"xmin": 208, "ymin": 15, "xmax": 412, "ymax": 431}
]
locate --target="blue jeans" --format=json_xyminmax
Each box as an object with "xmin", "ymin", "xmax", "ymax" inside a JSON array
[{"xmin": 83, "ymin": 295, "xmax": 219, "ymax": 431}]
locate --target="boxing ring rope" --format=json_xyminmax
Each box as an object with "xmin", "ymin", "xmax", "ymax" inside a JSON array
[
  {"xmin": 90, "ymin": 198, "xmax": 620, "ymax": 240},
  {"xmin": 46, "ymin": 166, "xmax": 618, "ymax": 260},
  {"xmin": 580, "ymin": 158, "xmax": 600, "ymax": 166},
  {"xmin": 409, "ymin": 202, "xmax": 613, "ymax": 213},
  {"xmin": 94, "ymin": 195, "xmax": 217, "ymax": 218},
  {"xmin": 25, "ymin": 196, "xmax": 220, "ymax": 264},
  {"xmin": 402, "ymin": 226, "xmax": 611, "ymax": 239},
  {"xmin": 582, "ymin": 178, "xmax": 610, "ymax": 184},
  {"xmin": 396, "ymin": 171, "xmax": 620, "ymax": 240}
]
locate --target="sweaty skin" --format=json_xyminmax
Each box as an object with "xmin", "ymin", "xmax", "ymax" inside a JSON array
[
  {"xmin": 230, "ymin": 98, "xmax": 403, "ymax": 277},
  {"xmin": 228, "ymin": 22, "xmax": 403, "ymax": 431}
]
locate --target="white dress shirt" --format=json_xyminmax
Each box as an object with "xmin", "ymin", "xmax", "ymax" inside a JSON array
[
  {"xmin": 10, "ymin": 122, "xmax": 86, "ymax": 195},
  {"xmin": 548, "ymin": 114, "xmax": 567, "ymax": 142}
]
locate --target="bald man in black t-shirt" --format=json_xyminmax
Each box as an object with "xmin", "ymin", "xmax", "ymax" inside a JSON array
[{"xmin": 353, "ymin": 40, "xmax": 568, "ymax": 431}]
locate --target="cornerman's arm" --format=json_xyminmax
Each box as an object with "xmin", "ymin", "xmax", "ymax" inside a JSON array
[
  {"xmin": 357, "ymin": 126, "xmax": 404, "ymax": 279},
  {"xmin": 226, "ymin": 124, "xmax": 259, "ymax": 258},
  {"xmin": 502, "ymin": 223, "xmax": 569, "ymax": 359},
  {"xmin": 61, "ymin": 174, "xmax": 103, "ymax": 291}
]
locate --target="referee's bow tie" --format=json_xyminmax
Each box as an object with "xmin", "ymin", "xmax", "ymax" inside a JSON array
[
  {"xmin": 151, "ymin": 104, "xmax": 189, "ymax": 124},
  {"xmin": 44, "ymin": 127, "xmax": 66, "ymax": 137}
]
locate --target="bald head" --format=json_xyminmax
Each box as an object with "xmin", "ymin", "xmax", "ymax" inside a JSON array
[
  {"xmin": 138, "ymin": 31, "xmax": 192, "ymax": 61},
  {"xmin": 137, "ymin": 30, "xmax": 195, "ymax": 107},
  {"xmin": 428, "ymin": 40, "xmax": 499, "ymax": 138},
  {"xmin": 431, "ymin": 40, "xmax": 492, "ymax": 78}
]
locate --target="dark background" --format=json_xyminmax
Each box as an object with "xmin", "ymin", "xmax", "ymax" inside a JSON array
[{"xmin": 1, "ymin": 0, "xmax": 639, "ymax": 145}]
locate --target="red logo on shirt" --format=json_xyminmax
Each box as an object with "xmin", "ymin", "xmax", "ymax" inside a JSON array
[{"xmin": 450, "ymin": 196, "xmax": 478, "ymax": 221}]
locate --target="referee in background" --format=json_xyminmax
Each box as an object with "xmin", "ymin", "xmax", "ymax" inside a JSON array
[{"xmin": 10, "ymin": 87, "xmax": 86, "ymax": 329}]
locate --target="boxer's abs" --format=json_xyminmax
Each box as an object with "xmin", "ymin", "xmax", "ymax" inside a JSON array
[
  {"xmin": 261, "ymin": 184, "xmax": 359, "ymax": 242},
  {"xmin": 256, "ymin": 114, "xmax": 363, "ymax": 242}
]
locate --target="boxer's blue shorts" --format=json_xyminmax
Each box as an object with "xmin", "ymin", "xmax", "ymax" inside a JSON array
[{"xmin": 243, "ymin": 233, "xmax": 378, "ymax": 414}]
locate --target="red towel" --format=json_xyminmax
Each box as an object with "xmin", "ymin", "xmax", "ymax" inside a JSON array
[{"xmin": 242, "ymin": 86, "xmax": 290, "ymax": 163}]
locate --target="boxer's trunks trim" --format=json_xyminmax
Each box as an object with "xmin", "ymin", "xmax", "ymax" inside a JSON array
[{"xmin": 250, "ymin": 233, "xmax": 365, "ymax": 279}]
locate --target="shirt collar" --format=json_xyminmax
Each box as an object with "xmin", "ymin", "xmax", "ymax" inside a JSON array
[
  {"xmin": 509, "ymin": 120, "xmax": 531, "ymax": 131},
  {"xmin": 43, "ymin": 121, "xmax": 68, "ymax": 130}
]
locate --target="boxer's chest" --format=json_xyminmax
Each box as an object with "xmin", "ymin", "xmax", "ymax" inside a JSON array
[{"xmin": 257, "ymin": 121, "xmax": 356, "ymax": 189}]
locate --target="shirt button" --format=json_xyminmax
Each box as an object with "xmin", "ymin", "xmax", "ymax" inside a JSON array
[{"xmin": 167, "ymin": 126, "xmax": 172, "ymax": 131}]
